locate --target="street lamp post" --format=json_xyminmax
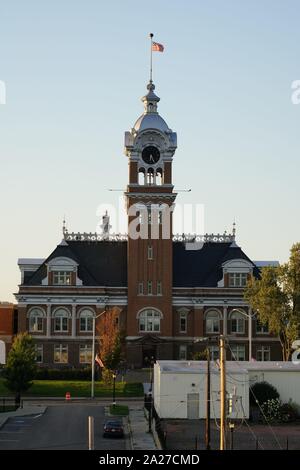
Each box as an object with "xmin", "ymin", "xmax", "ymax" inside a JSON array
[
  {"xmin": 91, "ymin": 308, "xmax": 107, "ymax": 399},
  {"xmin": 230, "ymin": 308, "xmax": 255, "ymax": 361}
]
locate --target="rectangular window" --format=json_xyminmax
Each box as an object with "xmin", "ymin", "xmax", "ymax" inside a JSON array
[
  {"xmin": 54, "ymin": 316, "xmax": 68, "ymax": 332},
  {"xmin": 256, "ymin": 320, "xmax": 269, "ymax": 334},
  {"xmin": 147, "ymin": 281, "xmax": 153, "ymax": 295},
  {"xmin": 229, "ymin": 273, "xmax": 248, "ymax": 287},
  {"xmin": 80, "ymin": 317, "xmax": 93, "ymax": 332},
  {"xmin": 210, "ymin": 345, "xmax": 219, "ymax": 361},
  {"xmin": 138, "ymin": 282, "xmax": 144, "ymax": 295},
  {"xmin": 157, "ymin": 281, "xmax": 162, "ymax": 296},
  {"xmin": 179, "ymin": 345, "xmax": 187, "ymax": 360},
  {"xmin": 148, "ymin": 246, "xmax": 153, "ymax": 260},
  {"xmin": 53, "ymin": 271, "xmax": 72, "ymax": 286},
  {"xmin": 29, "ymin": 316, "xmax": 43, "ymax": 333},
  {"xmin": 54, "ymin": 344, "xmax": 68, "ymax": 363},
  {"xmin": 256, "ymin": 346, "xmax": 271, "ymax": 361},
  {"xmin": 231, "ymin": 318, "xmax": 245, "ymax": 334},
  {"xmin": 179, "ymin": 312, "xmax": 187, "ymax": 333},
  {"xmin": 79, "ymin": 344, "xmax": 92, "ymax": 364},
  {"xmin": 231, "ymin": 344, "xmax": 246, "ymax": 361},
  {"xmin": 35, "ymin": 344, "xmax": 43, "ymax": 363}
]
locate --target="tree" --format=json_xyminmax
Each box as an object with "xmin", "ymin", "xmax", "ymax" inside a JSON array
[
  {"xmin": 3, "ymin": 333, "xmax": 37, "ymax": 405},
  {"xmin": 245, "ymin": 243, "xmax": 300, "ymax": 360},
  {"xmin": 97, "ymin": 307, "xmax": 124, "ymax": 383}
]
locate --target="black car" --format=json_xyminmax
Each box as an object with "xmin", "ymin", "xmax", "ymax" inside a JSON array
[{"xmin": 103, "ymin": 419, "xmax": 124, "ymax": 438}]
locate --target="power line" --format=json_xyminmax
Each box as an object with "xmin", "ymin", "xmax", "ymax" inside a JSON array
[{"xmin": 226, "ymin": 343, "xmax": 283, "ymax": 450}]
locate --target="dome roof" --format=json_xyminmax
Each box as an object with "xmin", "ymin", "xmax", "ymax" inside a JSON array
[{"xmin": 134, "ymin": 113, "xmax": 170, "ymax": 132}]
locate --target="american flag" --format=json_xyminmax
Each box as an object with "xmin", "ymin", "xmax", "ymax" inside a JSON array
[
  {"xmin": 95, "ymin": 354, "xmax": 105, "ymax": 368},
  {"xmin": 152, "ymin": 42, "xmax": 164, "ymax": 52}
]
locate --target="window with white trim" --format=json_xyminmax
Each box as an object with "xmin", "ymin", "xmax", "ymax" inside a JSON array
[
  {"xmin": 148, "ymin": 246, "xmax": 153, "ymax": 260},
  {"xmin": 139, "ymin": 309, "xmax": 161, "ymax": 332},
  {"xmin": 256, "ymin": 346, "xmax": 270, "ymax": 361},
  {"xmin": 179, "ymin": 312, "xmax": 187, "ymax": 333},
  {"xmin": 157, "ymin": 281, "xmax": 162, "ymax": 296},
  {"xmin": 147, "ymin": 281, "xmax": 153, "ymax": 295},
  {"xmin": 53, "ymin": 271, "xmax": 72, "ymax": 286},
  {"xmin": 256, "ymin": 319, "xmax": 269, "ymax": 334},
  {"xmin": 53, "ymin": 308, "xmax": 69, "ymax": 332},
  {"xmin": 54, "ymin": 344, "xmax": 68, "ymax": 363},
  {"xmin": 205, "ymin": 310, "xmax": 221, "ymax": 333},
  {"xmin": 35, "ymin": 344, "xmax": 43, "ymax": 363},
  {"xmin": 230, "ymin": 311, "xmax": 245, "ymax": 334},
  {"xmin": 229, "ymin": 273, "xmax": 248, "ymax": 287},
  {"xmin": 138, "ymin": 282, "xmax": 144, "ymax": 295},
  {"xmin": 29, "ymin": 308, "xmax": 44, "ymax": 332},
  {"xmin": 231, "ymin": 344, "xmax": 246, "ymax": 361},
  {"xmin": 79, "ymin": 310, "xmax": 94, "ymax": 332},
  {"xmin": 179, "ymin": 345, "xmax": 187, "ymax": 360},
  {"xmin": 79, "ymin": 344, "xmax": 92, "ymax": 364},
  {"xmin": 210, "ymin": 345, "xmax": 219, "ymax": 361}
]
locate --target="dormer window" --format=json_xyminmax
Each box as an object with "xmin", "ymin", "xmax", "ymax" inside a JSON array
[
  {"xmin": 43, "ymin": 257, "xmax": 82, "ymax": 287},
  {"xmin": 53, "ymin": 271, "xmax": 72, "ymax": 286},
  {"xmin": 229, "ymin": 273, "xmax": 248, "ymax": 287}
]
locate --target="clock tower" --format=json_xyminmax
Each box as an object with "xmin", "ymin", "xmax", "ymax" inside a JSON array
[{"xmin": 124, "ymin": 80, "xmax": 177, "ymax": 365}]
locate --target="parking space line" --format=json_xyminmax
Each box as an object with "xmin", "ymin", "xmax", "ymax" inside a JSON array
[{"xmin": 0, "ymin": 439, "xmax": 19, "ymax": 442}]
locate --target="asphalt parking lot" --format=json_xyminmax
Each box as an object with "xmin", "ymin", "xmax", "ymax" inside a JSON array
[{"xmin": 0, "ymin": 405, "xmax": 127, "ymax": 450}]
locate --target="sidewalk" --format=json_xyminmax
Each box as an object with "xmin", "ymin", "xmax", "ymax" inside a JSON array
[
  {"xmin": 128, "ymin": 406, "xmax": 157, "ymax": 450},
  {"xmin": 0, "ymin": 404, "xmax": 47, "ymax": 429}
]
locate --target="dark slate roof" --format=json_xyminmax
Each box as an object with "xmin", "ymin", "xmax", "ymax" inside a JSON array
[
  {"xmin": 173, "ymin": 242, "xmax": 258, "ymax": 287},
  {"xmin": 24, "ymin": 240, "xmax": 258, "ymax": 288},
  {"xmin": 26, "ymin": 241, "xmax": 127, "ymax": 287}
]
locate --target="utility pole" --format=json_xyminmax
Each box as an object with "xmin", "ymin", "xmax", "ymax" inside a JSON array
[
  {"xmin": 205, "ymin": 346, "xmax": 211, "ymax": 450},
  {"xmin": 220, "ymin": 335, "xmax": 226, "ymax": 450}
]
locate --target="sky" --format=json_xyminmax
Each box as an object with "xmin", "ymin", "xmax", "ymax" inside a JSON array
[{"xmin": 0, "ymin": 0, "xmax": 300, "ymax": 302}]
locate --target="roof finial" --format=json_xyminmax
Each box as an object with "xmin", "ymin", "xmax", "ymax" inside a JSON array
[
  {"xmin": 101, "ymin": 210, "xmax": 112, "ymax": 239},
  {"xmin": 149, "ymin": 33, "xmax": 154, "ymax": 83},
  {"xmin": 232, "ymin": 219, "xmax": 236, "ymax": 239},
  {"xmin": 62, "ymin": 215, "xmax": 67, "ymax": 237}
]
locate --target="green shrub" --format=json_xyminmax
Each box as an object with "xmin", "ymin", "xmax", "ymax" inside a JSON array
[
  {"xmin": 261, "ymin": 398, "xmax": 282, "ymax": 422},
  {"xmin": 34, "ymin": 368, "xmax": 93, "ymax": 381},
  {"xmin": 280, "ymin": 402, "xmax": 298, "ymax": 422},
  {"xmin": 250, "ymin": 381, "xmax": 280, "ymax": 407}
]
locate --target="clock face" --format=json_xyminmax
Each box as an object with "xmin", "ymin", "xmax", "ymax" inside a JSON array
[{"xmin": 142, "ymin": 146, "xmax": 160, "ymax": 165}]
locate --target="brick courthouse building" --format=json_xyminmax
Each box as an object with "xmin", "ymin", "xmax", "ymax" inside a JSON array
[{"xmin": 15, "ymin": 80, "xmax": 281, "ymax": 368}]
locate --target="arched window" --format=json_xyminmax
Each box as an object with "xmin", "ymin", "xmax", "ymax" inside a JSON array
[
  {"xmin": 156, "ymin": 168, "xmax": 163, "ymax": 185},
  {"xmin": 79, "ymin": 309, "xmax": 94, "ymax": 332},
  {"xmin": 53, "ymin": 308, "xmax": 70, "ymax": 332},
  {"xmin": 28, "ymin": 308, "xmax": 45, "ymax": 333},
  {"xmin": 205, "ymin": 310, "xmax": 221, "ymax": 333},
  {"xmin": 139, "ymin": 309, "xmax": 162, "ymax": 333},
  {"xmin": 230, "ymin": 310, "xmax": 245, "ymax": 334},
  {"xmin": 138, "ymin": 167, "xmax": 145, "ymax": 185},
  {"xmin": 146, "ymin": 168, "xmax": 154, "ymax": 185}
]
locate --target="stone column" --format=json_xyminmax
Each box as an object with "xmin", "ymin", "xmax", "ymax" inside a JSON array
[
  {"xmin": 223, "ymin": 305, "xmax": 228, "ymax": 336},
  {"xmin": 46, "ymin": 305, "xmax": 51, "ymax": 338},
  {"xmin": 71, "ymin": 305, "xmax": 77, "ymax": 338}
]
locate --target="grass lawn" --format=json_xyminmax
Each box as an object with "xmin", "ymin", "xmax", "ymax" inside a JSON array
[
  {"xmin": 109, "ymin": 404, "xmax": 129, "ymax": 416},
  {"xmin": 0, "ymin": 379, "xmax": 143, "ymax": 398}
]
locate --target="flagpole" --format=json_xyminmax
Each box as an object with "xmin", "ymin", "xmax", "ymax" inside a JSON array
[{"xmin": 150, "ymin": 33, "xmax": 153, "ymax": 82}]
